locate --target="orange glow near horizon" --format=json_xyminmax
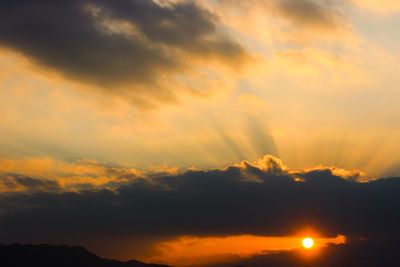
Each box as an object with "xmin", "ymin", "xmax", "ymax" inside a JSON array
[{"xmin": 142, "ymin": 234, "xmax": 346, "ymax": 266}]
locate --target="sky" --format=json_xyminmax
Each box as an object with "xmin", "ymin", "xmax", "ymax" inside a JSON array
[{"xmin": 0, "ymin": 0, "xmax": 400, "ymax": 266}]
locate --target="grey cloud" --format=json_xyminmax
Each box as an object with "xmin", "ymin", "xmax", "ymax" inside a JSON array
[
  {"xmin": 209, "ymin": 236, "xmax": 400, "ymax": 267},
  {"xmin": 274, "ymin": 0, "xmax": 345, "ymax": 29},
  {"xmin": 0, "ymin": 174, "xmax": 60, "ymax": 193},
  {"xmin": 220, "ymin": 0, "xmax": 346, "ymax": 31},
  {"xmin": 0, "ymin": 0, "xmax": 247, "ymax": 102},
  {"xmin": 0, "ymin": 156, "xmax": 399, "ymax": 252}
]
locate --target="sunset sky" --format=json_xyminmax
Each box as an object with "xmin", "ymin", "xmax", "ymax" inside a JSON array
[{"xmin": 1, "ymin": 1, "xmax": 400, "ymax": 266}]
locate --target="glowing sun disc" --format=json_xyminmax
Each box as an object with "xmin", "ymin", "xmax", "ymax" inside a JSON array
[{"xmin": 302, "ymin": 237, "xmax": 314, "ymax": 249}]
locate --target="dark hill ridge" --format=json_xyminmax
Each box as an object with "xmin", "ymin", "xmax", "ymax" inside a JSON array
[{"xmin": 0, "ymin": 244, "xmax": 171, "ymax": 267}]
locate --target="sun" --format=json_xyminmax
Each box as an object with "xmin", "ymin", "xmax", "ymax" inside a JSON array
[{"xmin": 302, "ymin": 237, "xmax": 314, "ymax": 249}]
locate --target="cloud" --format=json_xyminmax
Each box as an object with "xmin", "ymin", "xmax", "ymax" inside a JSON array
[
  {"xmin": 0, "ymin": 173, "xmax": 60, "ymax": 193},
  {"xmin": 217, "ymin": 0, "xmax": 347, "ymax": 31},
  {"xmin": 207, "ymin": 236, "xmax": 400, "ymax": 267},
  {"xmin": 146, "ymin": 234, "xmax": 345, "ymax": 266},
  {"xmin": 271, "ymin": 0, "xmax": 346, "ymax": 30},
  {"xmin": 0, "ymin": 157, "xmax": 184, "ymax": 193},
  {"xmin": 0, "ymin": 155, "xmax": 399, "ymax": 260},
  {"xmin": 0, "ymin": 0, "xmax": 248, "ymax": 104},
  {"xmin": 0, "ymin": 157, "xmax": 142, "ymax": 192}
]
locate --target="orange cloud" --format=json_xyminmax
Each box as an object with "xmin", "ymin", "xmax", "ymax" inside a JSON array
[
  {"xmin": 0, "ymin": 155, "xmax": 366, "ymax": 193},
  {"xmin": 143, "ymin": 234, "xmax": 346, "ymax": 266}
]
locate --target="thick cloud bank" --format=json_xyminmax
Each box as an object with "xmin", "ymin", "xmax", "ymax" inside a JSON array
[{"xmin": 0, "ymin": 156, "xmax": 399, "ymax": 245}]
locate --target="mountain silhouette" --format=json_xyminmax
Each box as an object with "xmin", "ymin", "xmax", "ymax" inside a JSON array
[{"xmin": 0, "ymin": 244, "xmax": 171, "ymax": 267}]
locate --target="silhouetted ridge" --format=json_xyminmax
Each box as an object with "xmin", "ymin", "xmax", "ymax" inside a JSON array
[{"xmin": 0, "ymin": 244, "xmax": 170, "ymax": 267}]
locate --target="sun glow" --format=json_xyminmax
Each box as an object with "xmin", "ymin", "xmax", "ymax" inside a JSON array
[{"xmin": 302, "ymin": 237, "xmax": 315, "ymax": 249}]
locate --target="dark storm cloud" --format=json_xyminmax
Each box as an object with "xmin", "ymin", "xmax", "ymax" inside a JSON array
[
  {"xmin": 0, "ymin": 156, "xmax": 400, "ymax": 245},
  {"xmin": 0, "ymin": 0, "xmax": 246, "ymax": 92}
]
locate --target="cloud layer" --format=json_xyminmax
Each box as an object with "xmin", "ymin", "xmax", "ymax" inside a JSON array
[
  {"xmin": 0, "ymin": 155, "xmax": 399, "ymax": 258},
  {"xmin": 208, "ymin": 236, "xmax": 400, "ymax": 267}
]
